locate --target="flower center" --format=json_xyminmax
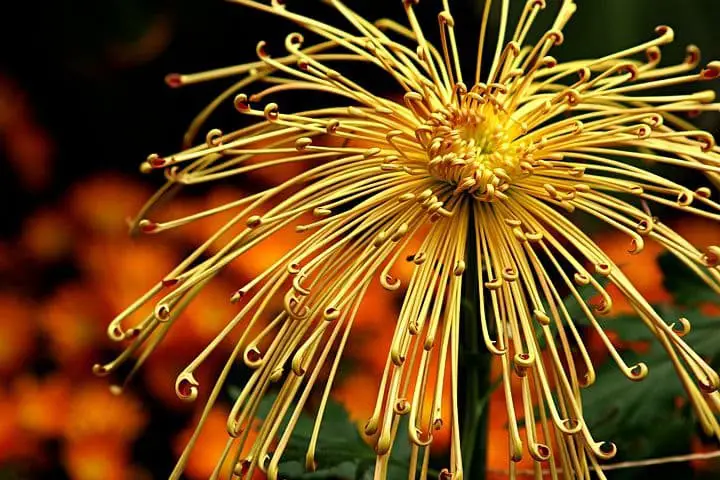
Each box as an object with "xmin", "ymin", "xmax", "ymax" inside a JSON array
[{"xmin": 424, "ymin": 103, "xmax": 530, "ymax": 201}]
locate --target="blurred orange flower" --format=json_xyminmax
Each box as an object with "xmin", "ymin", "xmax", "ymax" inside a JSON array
[
  {"xmin": 40, "ymin": 283, "xmax": 108, "ymax": 372},
  {"xmin": 0, "ymin": 391, "xmax": 40, "ymax": 463},
  {"xmin": 243, "ymin": 137, "xmax": 311, "ymax": 186},
  {"xmin": 13, "ymin": 374, "xmax": 71, "ymax": 438},
  {"xmin": 674, "ymin": 217, "xmax": 720, "ymax": 313},
  {"xmin": 690, "ymin": 435, "xmax": 720, "ymax": 474},
  {"xmin": 78, "ymin": 237, "xmax": 178, "ymax": 324},
  {"xmin": 4, "ymin": 122, "xmax": 54, "ymax": 192},
  {"xmin": 22, "ymin": 207, "xmax": 74, "ymax": 263},
  {"xmin": 673, "ymin": 217, "xmax": 720, "ymax": 248},
  {"xmin": 177, "ymin": 186, "xmax": 308, "ymax": 282},
  {"xmin": 348, "ymin": 282, "xmax": 399, "ymax": 373},
  {"xmin": 67, "ymin": 174, "xmax": 150, "ymax": 237},
  {"xmin": 64, "ymin": 380, "xmax": 146, "ymax": 444},
  {"xmin": 171, "ymin": 186, "xmax": 250, "ymax": 256},
  {"xmin": 174, "ymin": 406, "xmax": 265, "ymax": 479},
  {"xmin": 593, "ymin": 229, "xmax": 671, "ymax": 314},
  {"xmin": 182, "ymin": 277, "xmax": 243, "ymax": 348},
  {"xmin": 333, "ymin": 371, "xmax": 382, "ymax": 428},
  {"xmin": 0, "ymin": 74, "xmax": 54, "ymax": 191},
  {"xmin": 0, "ymin": 293, "xmax": 35, "ymax": 377},
  {"xmin": 63, "ymin": 438, "xmax": 139, "ymax": 480},
  {"xmin": 701, "ymin": 303, "xmax": 720, "ymax": 316}
]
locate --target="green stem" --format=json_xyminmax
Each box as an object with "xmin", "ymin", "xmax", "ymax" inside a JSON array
[{"xmin": 460, "ymin": 215, "xmax": 492, "ymax": 480}]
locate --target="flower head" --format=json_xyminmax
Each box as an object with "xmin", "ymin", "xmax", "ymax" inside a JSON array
[{"xmin": 96, "ymin": 0, "xmax": 720, "ymax": 478}]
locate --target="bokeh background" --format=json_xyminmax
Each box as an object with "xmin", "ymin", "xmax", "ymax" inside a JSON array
[{"xmin": 1, "ymin": 0, "xmax": 720, "ymax": 478}]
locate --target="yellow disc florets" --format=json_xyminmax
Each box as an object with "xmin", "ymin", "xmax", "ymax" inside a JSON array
[{"xmin": 425, "ymin": 102, "xmax": 531, "ymax": 201}]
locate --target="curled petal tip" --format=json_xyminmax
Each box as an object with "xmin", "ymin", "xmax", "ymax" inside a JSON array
[
  {"xmin": 246, "ymin": 215, "xmax": 262, "ymax": 228},
  {"xmin": 107, "ymin": 323, "xmax": 125, "ymax": 341},
  {"xmin": 138, "ymin": 219, "xmax": 158, "ymax": 234},
  {"xmin": 685, "ymin": 44, "xmax": 701, "ymax": 66},
  {"xmin": 264, "ymin": 102, "xmax": 279, "ymax": 121},
  {"xmin": 164, "ymin": 73, "xmax": 183, "ymax": 88},
  {"xmin": 629, "ymin": 362, "xmax": 649, "ymax": 381},
  {"xmin": 439, "ymin": 469, "xmax": 453, "ymax": 480},
  {"xmin": 381, "ymin": 273, "xmax": 401, "ymax": 290},
  {"xmin": 175, "ymin": 371, "xmax": 200, "ymax": 401},
  {"xmin": 234, "ymin": 93, "xmax": 250, "ymax": 111},
  {"xmin": 531, "ymin": 443, "xmax": 552, "ymax": 462},
  {"xmin": 701, "ymin": 61, "xmax": 720, "ymax": 80},
  {"xmin": 146, "ymin": 153, "xmax": 166, "ymax": 169},
  {"xmin": 285, "ymin": 32, "xmax": 303, "ymax": 49},
  {"xmin": 596, "ymin": 441, "xmax": 618, "ymax": 460},
  {"xmin": 654, "ymin": 25, "xmax": 674, "ymax": 43},
  {"xmin": 256, "ymin": 40, "xmax": 269, "ymax": 58}
]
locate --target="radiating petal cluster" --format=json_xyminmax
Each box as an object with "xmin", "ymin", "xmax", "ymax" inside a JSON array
[{"xmin": 95, "ymin": 0, "xmax": 720, "ymax": 478}]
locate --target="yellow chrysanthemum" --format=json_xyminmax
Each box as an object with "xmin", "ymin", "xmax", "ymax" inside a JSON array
[{"xmin": 95, "ymin": 0, "xmax": 720, "ymax": 478}]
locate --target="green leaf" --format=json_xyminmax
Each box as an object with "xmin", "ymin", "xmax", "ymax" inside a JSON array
[
  {"xmin": 581, "ymin": 305, "xmax": 720, "ymax": 464},
  {"xmin": 554, "ymin": 280, "xmax": 610, "ymax": 324},
  {"xmin": 587, "ymin": 312, "xmax": 662, "ymax": 342},
  {"xmin": 227, "ymin": 391, "xmax": 412, "ymax": 479},
  {"xmin": 659, "ymin": 252, "xmax": 718, "ymax": 306}
]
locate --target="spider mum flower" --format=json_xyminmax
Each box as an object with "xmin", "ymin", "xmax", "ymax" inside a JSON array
[{"xmin": 96, "ymin": 0, "xmax": 720, "ymax": 478}]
